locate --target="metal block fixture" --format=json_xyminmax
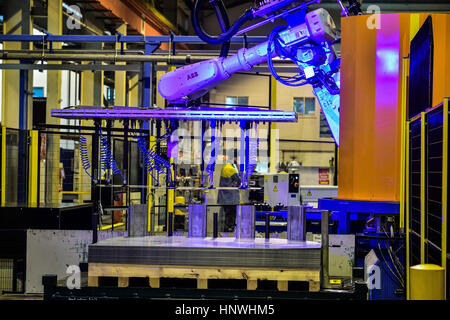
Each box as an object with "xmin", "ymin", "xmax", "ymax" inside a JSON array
[
  {"xmin": 188, "ymin": 204, "xmax": 207, "ymax": 238},
  {"xmin": 287, "ymin": 206, "xmax": 306, "ymax": 241},
  {"xmin": 236, "ymin": 205, "xmax": 256, "ymax": 240},
  {"xmin": 128, "ymin": 204, "xmax": 149, "ymax": 237}
]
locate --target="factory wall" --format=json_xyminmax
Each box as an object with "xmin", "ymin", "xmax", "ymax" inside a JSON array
[
  {"xmin": 30, "ymin": 55, "xmax": 336, "ymax": 177},
  {"xmin": 209, "ymin": 73, "xmax": 336, "ymax": 170}
]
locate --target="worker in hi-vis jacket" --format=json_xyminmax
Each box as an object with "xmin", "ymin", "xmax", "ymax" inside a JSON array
[{"xmin": 217, "ymin": 161, "xmax": 241, "ymax": 232}]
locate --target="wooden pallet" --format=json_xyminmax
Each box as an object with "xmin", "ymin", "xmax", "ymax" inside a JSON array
[{"xmin": 88, "ymin": 263, "xmax": 321, "ymax": 292}]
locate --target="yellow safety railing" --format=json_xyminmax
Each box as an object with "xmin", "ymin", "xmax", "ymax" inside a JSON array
[
  {"xmin": 420, "ymin": 112, "xmax": 426, "ymax": 263},
  {"xmin": 405, "ymin": 98, "xmax": 449, "ymax": 299},
  {"xmin": 60, "ymin": 191, "xmax": 91, "ymax": 195},
  {"xmin": 442, "ymin": 99, "xmax": 448, "ymax": 300},
  {"xmin": 27, "ymin": 130, "xmax": 39, "ymax": 207},
  {"xmin": 1, "ymin": 126, "xmax": 5, "ymax": 205},
  {"xmin": 100, "ymin": 222, "xmax": 125, "ymax": 231},
  {"xmin": 400, "ymin": 58, "xmax": 409, "ymax": 229},
  {"xmin": 405, "ymin": 117, "xmax": 410, "ymax": 299},
  {"xmin": 148, "ymin": 136, "xmax": 156, "ymax": 232},
  {"xmin": 165, "ymin": 66, "xmax": 177, "ymax": 232}
]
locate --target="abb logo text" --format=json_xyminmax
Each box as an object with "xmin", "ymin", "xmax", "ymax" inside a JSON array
[{"xmin": 187, "ymin": 72, "xmax": 199, "ymax": 80}]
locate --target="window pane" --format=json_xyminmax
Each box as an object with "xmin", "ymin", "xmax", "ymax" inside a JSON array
[
  {"xmin": 226, "ymin": 96, "xmax": 237, "ymax": 106},
  {"xmin": 237, "ymin": 96, "xmax": 249, "ymax": 106},
  {"xmin": 305, "ymin": 97, "xmax": 315, "ymax": 115},
  {"xmin": 293, "ymin": 97, "xmax": 304, "ymax": 114},
  {"xmin": 320, "ymin": 109, "xmax": 333, "ymax": 138}
]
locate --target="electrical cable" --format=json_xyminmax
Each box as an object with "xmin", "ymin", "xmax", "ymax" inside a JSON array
[
  {"xmin": 381, "ymin": 226, "xmax": 405, "ymax": 278},
  {"xmin": 214, "ymin": 0, "xmax": 231, "ymax": 57},
  {"xmin": 267, "ymin": 26, "xmax": 309, "ymax": 87},
  {"xmin": 346, "ymin": 0, "xmax": 363, "ymax": 15},
  {"xmin": 378, "ymin": 242, "xmax": 405, "ymax": 288},
  {"xmin": 192, "ymin": 0, "xmax": 254, "ymax": 45}
]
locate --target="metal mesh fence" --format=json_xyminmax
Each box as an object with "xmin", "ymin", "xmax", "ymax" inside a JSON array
[
  {"xmin": 39, "ymin": 131, "xmax": 92, "ymax": 205},
  {"xmin": 0, "ymin": 258, "xmax": 24, "ymax": 294},
  {"xmin": 0, "ymin": 259, "xmax": 14, "ymax": 293},
  {"xmin": 4, "ymin": 129, "xmax": 29, "ymax": 205}
]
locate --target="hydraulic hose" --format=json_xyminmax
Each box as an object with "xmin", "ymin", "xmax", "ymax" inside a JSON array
[
  {"xmin": 192, "ymin": 0, "xmax": 254, "ymax": 45},
  {"xmin": 214, "ymin": 0, "xmax": 231, "ymax": 57},
  {"xmin": 347, "ymin": 0, "xmax": 362, "ymax": 15}
]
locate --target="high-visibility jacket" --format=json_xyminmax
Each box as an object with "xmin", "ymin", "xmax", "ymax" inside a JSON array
[{"xmin": 217, "ymin": 163, "xmax": 240, "ymax": 205}]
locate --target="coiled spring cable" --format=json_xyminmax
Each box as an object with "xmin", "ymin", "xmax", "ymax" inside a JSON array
[
  {"xmin": 99, "ymin": 127, "xmax": 125, "ymax": 183},
  {"xmin": 132, "ymin": 123, "xmax": 172, "ymax": 185},
  {"xmin": 79, "ymin": 128, "xmax": 94, "ymax": 182}
]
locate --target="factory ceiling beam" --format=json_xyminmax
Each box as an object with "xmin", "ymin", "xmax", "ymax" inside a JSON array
[{"xmin": 82, "ymin": 0, "xmax": 179, "ymax": 49}]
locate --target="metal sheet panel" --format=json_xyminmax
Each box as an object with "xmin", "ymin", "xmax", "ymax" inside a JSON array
[
  {"xmin": 188, "ymin": 204, "xmax": 207, "ymax": 238},
  {"xmin": 329, "ymin": 234, "xmax": 355, "ymax": 278},
  {"xmin": 25, "ymin": 229, "xmax": 127, "ymax": 293},
  {"xmin": 88, "ymin": 236, "xmax": 321, "ymax": 269},
  {"xmin": 128, "ymin": 204, "xmax": 149, "ymax": 237},
  {"xmin": 287, "ymin": 206, "xmax": 305, "ymax": 241},
  {"xmin": 236, "ymin": 205, "xmax": 255, "ymax": 240}
]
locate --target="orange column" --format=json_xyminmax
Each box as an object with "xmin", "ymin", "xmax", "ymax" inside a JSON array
[
  {"xmin": 339, "ymin": 14, "xmax": 412, "ymax": 202},
  {"xmin": 338, "ymin": 15, "xmax": 377, "ymax": 200},
  {"xmin": 338, "ymin": 13, "xmax": 450, "ymax": 202}
]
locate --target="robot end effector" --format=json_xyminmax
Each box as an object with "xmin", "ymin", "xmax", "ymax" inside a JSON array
[{"xmin": 157, "ymin": 8, "xmax": 340, "ymax": 104}]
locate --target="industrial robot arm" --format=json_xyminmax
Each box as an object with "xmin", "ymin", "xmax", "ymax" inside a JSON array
[
  {"xmin": 158, "ymin": 6, "xmax": 342, "ymax": 144},
  {"xmin": 158, "ymin": 39, "xmax": 271, "ymax": 103},
  {"xmin": 159, "ymin": 8, "xmax": 338, "ymax": 102}
]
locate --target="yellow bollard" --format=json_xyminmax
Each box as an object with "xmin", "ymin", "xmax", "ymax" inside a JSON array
[{"xmin": 409, "ymin": 264, "xmax": 445, "ymax": 300}]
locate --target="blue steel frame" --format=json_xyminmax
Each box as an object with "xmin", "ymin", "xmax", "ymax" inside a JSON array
[
  {"xmin": 0, "ymin": 34, "xmax": 268, "ymax": 206},
  {"xmin": 0, "ymin": 33, "xmax": 267, "ymax": 117},
  {"xmin": 318, "ymin": 198, "xmax": 400, "ymax": 234},
  {"xmin": 0, "ymin": 34, "xmax": 266, "ymax": 45}
]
